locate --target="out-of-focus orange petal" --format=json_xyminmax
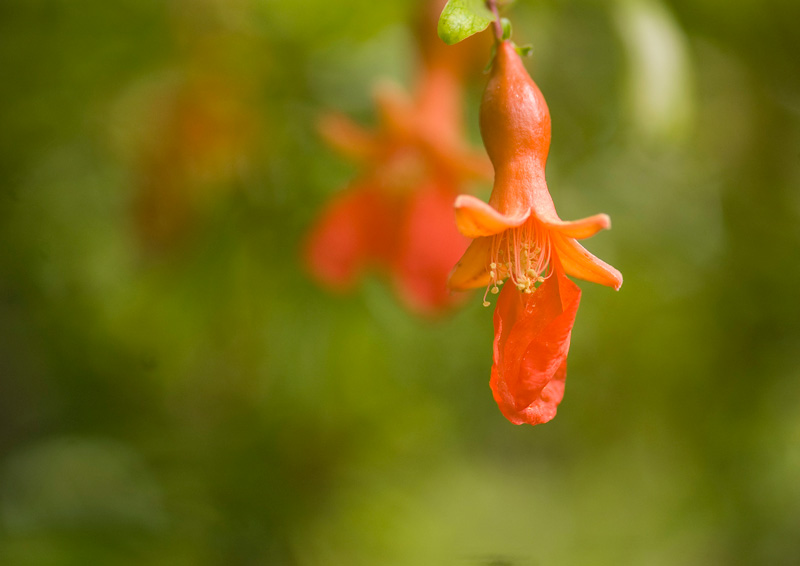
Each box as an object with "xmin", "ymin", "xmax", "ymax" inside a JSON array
[
  {"xmin": 393, "ymin": 180, "xmax": 470, "ymax": 314},
  {"xmin": 437, "ymin": 147, "xmax": 493, "ymax": 181},
  {"xmin": 543, "ymin": 213, "xmax": 611, "ymax": 240},
  {"xmin": 415, "ymin": 66, "xmax": 463, "ymax": 147},
  {"xmin": 490, "ymin": 259, "xmax": 581, "ymax": 425},
  {"xmin": 304, "ymin": 185, "xmax": 395, "ymax": 290},
  {"xmin": 318, "ymin": 113, "xmax": 378, "ymax": 161},
  {"xmin": 551, "ymin": 233, "xmax": 623, "ymax": 290},
  {"xmin": 447, "ymin": 236, "xmax": 492, "ymax": 291},
  {"xmin": 374, "ymin": 81, "xmax": 416, "ymax": 139},
  {"xmin": 454, "ymin": 194, "xmax": 530, "ymax": 238}
]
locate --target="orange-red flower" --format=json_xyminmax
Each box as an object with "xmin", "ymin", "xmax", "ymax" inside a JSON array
[
  {"xmin": 449, "ymin": 40, "xmax": 622, "ymax": 425},
  {"xmin": 305, "ymin": 20, "xmax": 491, "ymax": 315}
]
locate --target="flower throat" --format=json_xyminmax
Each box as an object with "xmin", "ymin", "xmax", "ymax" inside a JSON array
[{"xmin": 483, "ymin": 218, "xmax": 552, "ymax": 306}]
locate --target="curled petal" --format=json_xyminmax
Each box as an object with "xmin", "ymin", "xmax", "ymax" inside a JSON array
[
  {"xmin": 506, "ymin": 360, "xmax": 567, "ymax": 426},
  {"xmin": 447, "ymin": 236, "xmax": 493, "ymax": 291},
  {"xmin": 490, "ymin": 261, "xmax": 581, "ymax": 425},
  {"xmin": 393, "ymin": 181, "xmax": 470, "ymax": 314},
  {"xmin": 543, "ymin": 213, "xmax": 611, "ymax": 240},
  {"xmin": 551, "ymin": 233, "xmax": 623, "ymax": 290},
  {"xmin": 454, "ymin": 194, "xmax": 530, "ymax": 238},
  {"xmin": 304, "ymin": 185, "xmax": 395, "ymax": 290}
]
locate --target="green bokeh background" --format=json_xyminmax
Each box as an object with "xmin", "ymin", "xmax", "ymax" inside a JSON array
[{"xmin": 2, "ymin": 0, "xmax": 800, "ymax": 564}]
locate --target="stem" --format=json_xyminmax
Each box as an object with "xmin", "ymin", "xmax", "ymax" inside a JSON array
[{"xmin": 485, "ymin": 0, "xmax": 503, "ymax": 41}]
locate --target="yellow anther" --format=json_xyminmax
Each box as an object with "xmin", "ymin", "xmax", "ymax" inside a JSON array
[
  {"xmin": 482, "ymin": 300, "xmax": 491, "ymax": 307},
  {"xmin": 491, "ymin": 286, "xmax": 499, "ymax": 294}
]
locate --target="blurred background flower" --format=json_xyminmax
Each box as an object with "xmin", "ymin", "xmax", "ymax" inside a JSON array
[
  {"xmin": 1, "ymin": 0, "xmax": 800, "ymax": 564},
  {"xmin": 304, "ymin": 0, "xmax": 490, "ymax": 315}
]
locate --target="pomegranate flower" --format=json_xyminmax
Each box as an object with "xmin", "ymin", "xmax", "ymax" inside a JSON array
[
  {"xmin": 305, "ymin": 32, "xmax": 490, "ymax": 315},
  {"xmin": 449, "ymin": 40, "xmax": 622, "ymax": 425}
]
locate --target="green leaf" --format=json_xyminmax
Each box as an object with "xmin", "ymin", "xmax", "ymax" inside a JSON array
[
  {"xmin": 515, "ymin": 44, "xmax": 534, "ymax": 57},
  {"xmin": 501, "ymin": 18, "xmax": 512, "ymax": 41},
  {"xmin": 483, "ymin": 42, "xmax": 498, "ymax": 73},
  {"xmin": 438, "ymin": 0, "xmax": 494, "ymax": 45}
]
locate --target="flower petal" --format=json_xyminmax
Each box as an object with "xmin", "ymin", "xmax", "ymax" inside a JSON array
[
  {"xmin": 490, "ymin": 263, "xmax": 581, "ymax": 425},
  {"xmin": 543, "ymin": 213, "xmax": 611, "ymax": 239},
  {"xmin": 374, "ymin": 81, "xmax": 416, "ymax": 139},
  {"xmin": 447, "ymin": 236, "xmax": 493, "ymax": 291},
  {"xmin": 454, "ymin": 194, "xmax": 530, "ymax": 238},
  {"xmin": 432, "ymin": 146, "xmax": 493, "ymax": 181},
  {"xmin": 304, "ymin": 184, "xmax": 395, "ymax": 290},
  {"xmin": 393, "ymin": 180, "xmax": 470, "ymax": 314},
  {"xmin": 551, "ymin": 233, "xmax": 623, "ymax": 290},
  {"xmin": 318, "ymin": 113, "xmax": 378, "ymax": 161}
]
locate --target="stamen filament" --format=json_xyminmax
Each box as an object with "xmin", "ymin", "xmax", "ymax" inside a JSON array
[{"xmin": 481, "ymin": 217, "xmax": 552, "ymax": 305}]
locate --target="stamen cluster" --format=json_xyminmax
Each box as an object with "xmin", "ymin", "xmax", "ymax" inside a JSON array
[{"xmin": 482, "ymin": 218, "xmax": 551, "ymax": 306}]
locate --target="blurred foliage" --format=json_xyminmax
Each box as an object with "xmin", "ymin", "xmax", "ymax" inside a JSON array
[{"xmin": 2, "ymin": 0, "xmax": 800, "ymax": 564}]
